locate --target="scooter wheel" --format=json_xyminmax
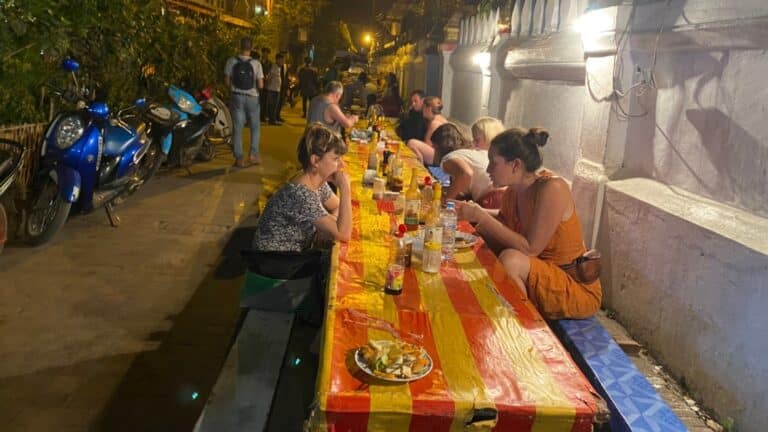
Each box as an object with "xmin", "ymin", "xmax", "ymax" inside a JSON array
[
  {"xmin": 25, "ymin": 177, "xmax": 72, "ymax": 246},
  {"xmin": 196, "ymin": 139, "xmax": 216, "ymax": 162}
]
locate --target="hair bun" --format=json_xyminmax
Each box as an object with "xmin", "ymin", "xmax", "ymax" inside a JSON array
[{"xmin": 527, "ymin": 127, "xmax": 549, "ymax": 147}]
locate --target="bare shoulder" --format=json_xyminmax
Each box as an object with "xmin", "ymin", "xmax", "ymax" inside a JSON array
[{"xmin": 539, "ymin": 176, "xmax": 571, "ymax": 200}]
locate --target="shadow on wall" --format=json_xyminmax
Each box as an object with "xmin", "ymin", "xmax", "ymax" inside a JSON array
[
  {"xmin": 685, "ymin": 107, "xmax": 768, "ymax": 214},
  {"xmin": 618, "ymin": 2, "xmax": 767, "ymax": 216}
]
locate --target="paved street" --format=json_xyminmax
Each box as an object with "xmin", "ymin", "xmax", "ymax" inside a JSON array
[{"xmin": 0, "ymin": 106, "xmax": 307, "ymax": 431}]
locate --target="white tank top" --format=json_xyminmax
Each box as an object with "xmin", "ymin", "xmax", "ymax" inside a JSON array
[{"xmin": 440, "ymin": 148, "xmax": 493, "ymax": 200}]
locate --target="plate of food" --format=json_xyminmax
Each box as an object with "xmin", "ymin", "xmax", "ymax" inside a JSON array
[
  {"xmin": 454, "ymin": 232, "xmax": 478, "ymax": 249},
  {"xmin": 355, "ymin": 340, "xmax": 433, "ymax": 382}
]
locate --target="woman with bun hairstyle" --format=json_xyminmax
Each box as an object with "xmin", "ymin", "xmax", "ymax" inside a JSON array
[{"xmin": 452, "ymin": 127, "xmax": 601, "ymax": 319}]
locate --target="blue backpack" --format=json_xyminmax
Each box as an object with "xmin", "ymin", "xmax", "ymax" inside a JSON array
[{"xmin": 232, "ymin": 58, "xmax": 255, "ymax": 90}]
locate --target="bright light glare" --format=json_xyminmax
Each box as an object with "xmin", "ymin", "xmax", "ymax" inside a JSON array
[
  {"xmin": 254, "ymin": 5, "xmax": 263, "ymax": 14},
  {"xmin": 472, "ymin": 52, "xmax": 491, "ymax": 68},
  {"xmin": 572, "ymin": 9, "xmax": 613, "ymax": 35},
  {"xmin": 363, "ymin": 33, "xmax": 372, "ymax": 44}
]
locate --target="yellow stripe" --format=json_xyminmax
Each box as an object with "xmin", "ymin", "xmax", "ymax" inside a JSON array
[
  {"xmin": 414, "ymin": 267, "xmax": 495, "ymax": 431},
  {"xmin": 346, "ymin": 151, "xmax": 414, "ymax": 429},
  {"xmin": 317, "ymin": 243, "xmax": 341, "ymax": 414},
  {"xmin": 453, "ymin": 251, "xmax": 576, "ymax": 431}
]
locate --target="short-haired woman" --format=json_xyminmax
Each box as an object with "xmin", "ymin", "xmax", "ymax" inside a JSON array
[
  {"xmin": 253, "ymin": 123, "xmax": 352, "ymax": 252},
  {"xmin": 431, "ymin": 123, "xmax": 504, "ymax": 208},
  {"xmin": 471, "ymin": 117, "xmax": 505, "ymax": 150},
  {"xmin": 453, "ymin": 127, "xmax": 601, "ymax": 319}
]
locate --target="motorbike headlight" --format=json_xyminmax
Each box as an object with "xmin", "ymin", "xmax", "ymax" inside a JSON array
[
  {"xmin": 55, "ymin": 115, "xmax": 84, "ymax": 149},
  {"xmin": 176, "ymin": 95, "xmax": 195, "ymax": 113}
]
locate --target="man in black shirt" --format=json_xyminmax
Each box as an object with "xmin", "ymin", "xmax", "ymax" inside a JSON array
[{"xmin": 396, "ymin": 90, "xmax": 427, "ymax": 142}]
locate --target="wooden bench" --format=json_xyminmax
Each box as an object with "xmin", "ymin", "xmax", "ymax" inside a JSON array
[
  {"xmin": 551, "ymin": 317, "xmax": 688, "ymax": 432},
  {"xmin": 194, "ymin": 310, "xmax": 295, "ymax": 432}
]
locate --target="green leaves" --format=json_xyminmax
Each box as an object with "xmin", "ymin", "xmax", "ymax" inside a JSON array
[{"xmin": 0, "ymin": 0, "xmax": 241, "ymax": 125}]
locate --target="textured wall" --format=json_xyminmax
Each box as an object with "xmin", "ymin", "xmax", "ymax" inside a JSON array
[
  {"xmin": 444, "ymin": 2, "xmax": 768, "ymax": 431},
  {"xmin": 618, "ymin": 49, "xmax": 768, "ymax": 218},
  {"xmin": 600, "ymin": 179, "xmax": 768, "ymax": 432}
]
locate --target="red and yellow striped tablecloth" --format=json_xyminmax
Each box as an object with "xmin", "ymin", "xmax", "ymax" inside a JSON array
[{"xmin": 308, "ymin": 138, "xmax": 600, "ymax": 432}]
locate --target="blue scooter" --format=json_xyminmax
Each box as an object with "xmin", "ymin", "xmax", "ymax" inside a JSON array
[{"xmin": 24, "ymin": 58, "xmax": 155, "ymax": 245}]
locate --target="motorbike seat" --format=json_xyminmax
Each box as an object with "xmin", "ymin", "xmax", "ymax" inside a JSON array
[{"xmin": 103, "ymin": 124, "xmax": 140, "ymax": 156}]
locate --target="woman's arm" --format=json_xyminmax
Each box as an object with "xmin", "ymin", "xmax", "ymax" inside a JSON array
[
  {"xmin": 313, "ymin": 171, "xmax": 352, "ymax": 241},
  {"xmin": 441, "ymin": 158, "xmax": 473, "ymax": 201},
  {"xmin": 469, "ymin": 179, "xmax": 571, "ymax": 256},
  {"xmin": 323, "ymin": 192, "xmax": 340, "ymax": 217}
]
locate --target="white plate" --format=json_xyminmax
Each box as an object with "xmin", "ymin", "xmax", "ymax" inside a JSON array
[
  {"xmin": 454, "ymin": 232, "xmax": 478, "ymax": 249},
  {"xmin": 354, "ymin": 340, "xmax": 433, "ymax": 383}
]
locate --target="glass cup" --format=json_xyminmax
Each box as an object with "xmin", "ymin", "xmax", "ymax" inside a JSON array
[{"xmin": 372, "ymin": 177, "xmax": 386, "ymax": 200}]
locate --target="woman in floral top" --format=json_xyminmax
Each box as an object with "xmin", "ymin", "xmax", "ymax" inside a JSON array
[{"xmin": 253, "ymin": 123, "xmax": 352, "ymax": 252}]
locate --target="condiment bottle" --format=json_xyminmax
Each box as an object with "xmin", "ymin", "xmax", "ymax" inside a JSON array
[
  {"xmin": 385, "ymin": 225, "xmax": 407, "ymax": 295},
  {"xmin": 404, "ymin": 168, "xmax": 421, "ymax": 231}
]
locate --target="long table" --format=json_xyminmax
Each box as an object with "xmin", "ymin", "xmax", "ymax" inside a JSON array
[{"xmin": 307, "ymin": 133, "xmax": 601, "ymax": 431}]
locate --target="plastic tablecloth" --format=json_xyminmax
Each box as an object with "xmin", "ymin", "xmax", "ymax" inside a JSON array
[{"xmin": 308, "ymin": 137, "xmax": 600, "ymax": 432}]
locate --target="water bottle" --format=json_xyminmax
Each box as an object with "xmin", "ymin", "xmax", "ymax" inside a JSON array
[{"xmin": 441, "ymin": 202, "xmax": 457, "ymax": 261}]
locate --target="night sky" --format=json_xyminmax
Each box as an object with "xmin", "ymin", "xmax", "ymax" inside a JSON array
[
  {"xmin": 325, "ymin": 0, "xmax": 396, "ymax": 44},
  {"xmin": 329, "ymin": 0, "xmax": 395, "ymax": 23}
]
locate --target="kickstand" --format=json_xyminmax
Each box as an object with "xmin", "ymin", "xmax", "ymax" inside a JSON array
[{"xmin": 105, "ymin": 203, "xmax": 120, "ymax": 227}]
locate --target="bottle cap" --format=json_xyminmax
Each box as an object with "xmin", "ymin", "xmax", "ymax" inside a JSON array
[
  {"xmin": 424, "ymin": 176, "xmax": 432, "ymax": 186},
  {"xmin": 446, "ymin": 201, "xmax": 455, "ymax": 209},
  {"xmin": 397, "ymin": 224, "xmax": 407, "ymax": 236}
]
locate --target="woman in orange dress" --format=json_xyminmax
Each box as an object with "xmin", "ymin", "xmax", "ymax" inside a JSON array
[{"xmin": 453, "ymin": 127, "xmax": 601, "ymax": 319}]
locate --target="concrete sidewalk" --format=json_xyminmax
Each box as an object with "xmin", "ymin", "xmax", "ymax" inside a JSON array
[{"xmin": 0, "ymin": 105, "xmax": 308, "ymax": 431}]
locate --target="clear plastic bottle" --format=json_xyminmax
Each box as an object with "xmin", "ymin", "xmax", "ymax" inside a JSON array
[
  {"xmin": 419, "ymin": 176, "xmax": 433, "ymax": 225},
  {"xmin": 422, "ymin": 196, "xmax": 443, "ymax": 274},
  {"xmin": 441, "ymin": 201, "xmax": 457, "ymax": 261}
]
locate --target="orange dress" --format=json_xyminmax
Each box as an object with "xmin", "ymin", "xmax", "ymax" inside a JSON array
[{"xmin": 497, "ymin": 173, "xmax": 601, "ymax": 319}]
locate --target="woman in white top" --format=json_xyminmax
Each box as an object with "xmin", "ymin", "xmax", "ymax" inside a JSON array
[{"xmin": 432, "ymin": 123, "xmax": 505, "ymax": 208}]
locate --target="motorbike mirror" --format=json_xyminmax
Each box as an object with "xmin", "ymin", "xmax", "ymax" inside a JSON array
[
  {"xmin": 87, "ymin": 102, "xmax": 110, "ymax": 120},
  {"xmin": 62, "ymin": 58, "xmax": 80, "ymax": 73}
]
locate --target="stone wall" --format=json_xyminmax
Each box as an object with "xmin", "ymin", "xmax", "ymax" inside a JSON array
[{"xmin": 441, "ymin": 1, "xmax": 768, "ymax": 431}]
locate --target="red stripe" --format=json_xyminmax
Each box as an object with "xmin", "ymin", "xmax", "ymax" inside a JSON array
[
  {"xmin": 472, "ymin": 234, "xmax": 598, "ymax": 430},
  {"xmin": 438, "ymin": 261, "xmax": 536, "ymax": 431},
  {"xmin": 325, "ymin": 309, "xmax": 371, "ymax": 431}
]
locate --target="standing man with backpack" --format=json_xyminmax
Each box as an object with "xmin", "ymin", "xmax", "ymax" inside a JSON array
[{"xmin": 225, "ymin": 37, "xmax": 264, "ymax": 167}]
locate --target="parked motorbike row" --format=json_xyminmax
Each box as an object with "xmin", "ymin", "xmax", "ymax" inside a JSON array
[{"xmin": 0, "ymin": 58, "xmax": 233, "ymax": 249}]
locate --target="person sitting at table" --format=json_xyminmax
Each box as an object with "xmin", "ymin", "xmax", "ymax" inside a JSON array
[
  {"xmin": 406, "ymin": 96, "xmax": 447, "ymax": 166},
  {"xmin": 307, "ymin": 81, "xmax": 359, "ymax": 134},
  {"xmin": 431, "ymin": 123, "xmax": 505, "ymax": 208},
  {"xmin": 252, "ymin": 123, "xmax": 352, "ymax": 252},
  {"xmin": 397, "ymin": 90, "xmax": 426, "ymax": 142},
  {"xmin": 471, "ymin": 116, "xmax": 505, "ymax": 150},
  {"xmin": 452, "ymin": 127, "xmax": 601, "ymax": 319}
]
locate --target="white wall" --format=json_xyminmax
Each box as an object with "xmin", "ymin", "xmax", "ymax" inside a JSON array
[{"xmin": 442, "ymin": 1, "xmax": 768, "ymax": 431}]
